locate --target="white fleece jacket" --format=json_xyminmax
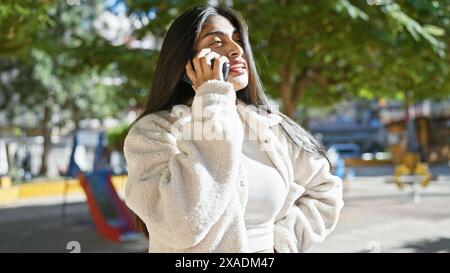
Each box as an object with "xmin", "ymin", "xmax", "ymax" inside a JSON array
[{"xmin": 123, "ymin": 80, "xmax": 344, "ymax": 253}]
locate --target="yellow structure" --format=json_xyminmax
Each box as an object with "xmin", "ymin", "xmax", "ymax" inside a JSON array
[
  {"xmin": 0, "ymin": 176, "xmax": 127, "ymax": 205},
  {"xmin": 394, "ymin": 152, "xmax": 432, "ymax": 190},
  {"xmin": 0, "ymin": 176, "xmax": 12, "ymax": 188}
]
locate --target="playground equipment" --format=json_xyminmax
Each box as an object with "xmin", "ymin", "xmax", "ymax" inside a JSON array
[
  {"xmin": 394, "ymin": 113, "xmax": 432, "ymax": 204},
  {"xmin": 79, "ymin": 168, "xmax": 139, "ymax": 242},
  {"xmin": 62, "ymin": 130, "xmax": 141, "ymax": 242},
  {"xmin": 394, "ymin": 152, "xmax": 432, "ymax": 204},
  {"xmin": 60, "ymin": 131, "xmax": 82, "ymax": 224}
]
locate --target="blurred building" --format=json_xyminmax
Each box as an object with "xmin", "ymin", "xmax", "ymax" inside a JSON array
[
  {"xmin": 380, "ymin": 100, "xmax": 449, "ymax": 164},
  {"xmin": 308, "ymin": 98, "xmax": 449, "ymax": 165},
  {"xmin": 309, "ymin": 100, "xmax": 386, "ymax": 154}
]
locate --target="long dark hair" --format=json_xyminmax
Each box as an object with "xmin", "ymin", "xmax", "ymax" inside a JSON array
[
  {"xmin": 129, "ymin": 5, "xmax": 329, "ymax": 237},
  {"xmin": 133, "ymin": 5, "xmax": 271, "ymax": 122}
]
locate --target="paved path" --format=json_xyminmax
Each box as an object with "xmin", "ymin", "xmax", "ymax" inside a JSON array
[
  {"xmin": 1, "ymin": 174, "xmax": 449, "ymax": 253},
  {"xmin": 0, "ymin": 194, "xmax": 148, "ymax": 253},
  {"xmin": 309, "ymin": 178, "xmax": 450, "ymax": 253}
]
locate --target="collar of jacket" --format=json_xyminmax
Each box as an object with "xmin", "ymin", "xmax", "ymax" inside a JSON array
[
  {"xmin": 185, "ymin": 96, "xmax": 284, "ymax": 127},
  {"xmin": 235, "ymin": 99, "xmax": 283, "ymax": 127}
]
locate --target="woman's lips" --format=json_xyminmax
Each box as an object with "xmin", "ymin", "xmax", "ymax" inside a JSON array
[{"xmin": 230, "ymin": 66, "xmax": 246, "ymax": 75}]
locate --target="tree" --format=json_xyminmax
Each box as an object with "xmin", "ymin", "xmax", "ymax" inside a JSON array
[
  {"xmin": 126, "ymin": 0, "xmax": 449, "ymax": 120},
  {"xmin": 1, "ymin": 0, "xmax": 449, "ymax": 175},
  {"xmin": 0, "ymin": 0, "xmax": 53, "ymax": 58},
  {"xmin": 0, "ymin": 1, "xmax": 131, "ymax": 175},
  {"xmin": 234, "ymin": 0, "xmax": 449, "ymax": 119}
]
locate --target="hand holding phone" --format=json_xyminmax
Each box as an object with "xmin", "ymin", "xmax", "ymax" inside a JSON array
[{"xmin": 183, "ymin": 49, "xmax": 230, "ymax": 88}]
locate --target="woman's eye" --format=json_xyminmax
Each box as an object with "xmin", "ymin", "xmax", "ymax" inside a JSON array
[{"xmin": 209, "ymin": 41, "xmax": 222, "ymax": 46}]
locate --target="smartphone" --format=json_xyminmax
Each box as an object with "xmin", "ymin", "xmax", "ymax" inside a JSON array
[{"xmin": 182, "ymin": 51, "xmax": 230, "ymax": 85}]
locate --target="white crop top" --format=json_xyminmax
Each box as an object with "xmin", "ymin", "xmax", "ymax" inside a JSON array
[{"xmin": 239, "ymin": 113, "xmax": 287, "ymax": 253}]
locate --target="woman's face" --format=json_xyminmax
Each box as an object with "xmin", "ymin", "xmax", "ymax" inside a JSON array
[{"xmin": 195, "ymin": 15, "xmax": 249, "ymax": 91}]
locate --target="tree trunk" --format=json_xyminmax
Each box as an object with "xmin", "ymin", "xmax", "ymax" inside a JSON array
[
  {"xmin": 280, "ymin": 67, "xmax": 296, "ymax": 118},
  {"xmin": 39, "ymin": 104, "xmax": 52, "ymax": 176},
  {"xmin": 279, "ymin": 66, "xmax": 310, "ymax": 119},
  {"xmin": 72, "ymin": 103, "xmax": 81, "ymax": 130}
]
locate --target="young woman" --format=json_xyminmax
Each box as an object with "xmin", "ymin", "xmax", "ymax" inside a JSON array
[{"xmin": 124, "ymin": 5, "xmax": 344, "ymax": 253}]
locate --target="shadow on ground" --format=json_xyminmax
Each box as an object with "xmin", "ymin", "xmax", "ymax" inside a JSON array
[
  {"xmin": 0, "ymin": 202, "xmax": 148, "ymax": 253},
  {"xmin": 397, "ymin": 237, "xmax": 450, "ymax": 253}
]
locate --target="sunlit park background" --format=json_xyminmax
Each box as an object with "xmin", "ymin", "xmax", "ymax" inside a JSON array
[{"xmin": 0, "ymin": 0, "xmax": 449, "ymax": 253}]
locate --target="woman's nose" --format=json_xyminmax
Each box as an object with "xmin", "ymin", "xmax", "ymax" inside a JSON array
[{"xmin": 228, "ymin": 41, "xmax": 244, "ymax": 58}]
